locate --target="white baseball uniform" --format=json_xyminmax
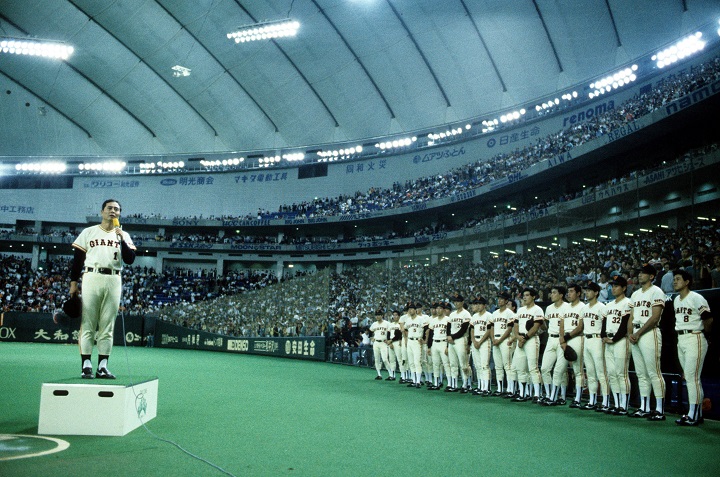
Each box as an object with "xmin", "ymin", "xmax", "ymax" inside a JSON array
[
  {"xmin": 513, "ymin": 304, "xmax": 544, "ymax": 387},
  {"xmin": 73, "ymin": 224, "xmax": 135, "ymax": 357},
  {"xmin": 582, "ymin": 301, "xmax": 609, "ymax": 398},
  {"xmin": 492, "ymin": 306, "xmax": 517, "ymax": 389},
  {"xmin": 674, "ymin": 291, "xmax": 711, "ymax": 419},
  {"xmin": 541, "ymin": 301, "xmax": 571, "ymax": 388},
  {"xmin": 370, "ymin": 320, "xmax": 391, "ymax": 375},
  {"xmin": 604, "ymin": 296, "xmax": 632, "ymax": 403},
  {"xmin": 448, "ymin": 307, "xmax": 472, "ymax": 388},
  {"xmin": 428, "ymin": 315, "xmax": 451, "ymax": 387},
  {"xmin": 470, "ymin": 310, "xmax": 493, "ymax": 389},
  {"xmin": 629, "ymin": 285, "xmax": 667, "ymax": 407}
]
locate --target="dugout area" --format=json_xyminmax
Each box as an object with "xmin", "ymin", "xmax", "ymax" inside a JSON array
[{"xmin": 1, "ymin": 342, "xmax": 719, "ymax": 476}]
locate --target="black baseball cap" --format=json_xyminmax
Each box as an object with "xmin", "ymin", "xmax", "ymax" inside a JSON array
[
  {"xmin": 585, "ymin": 282, "xmax": 601, "ymax": 293},
  {"xmin": 638, "ymin": 264, "xmax": 657, "ymax": 276},
  {"xmin": 498, "ymin": 291, "xmax": 512, "ymax": 300},
  {"xmin": 472, "ymin": 296, "xmax": 488, "ymax": 305},
  {"xmin": 610, "ymin": 276, "xmax": 628, "ymax": 287},
  {"xmin": 452, "ymin": 293, "xmax": 464, "ymax": 302}
]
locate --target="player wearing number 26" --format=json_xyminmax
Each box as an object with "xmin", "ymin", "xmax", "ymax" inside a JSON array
[{"xmin": 69, "ymin": 199, "xmax": 136, "ymax": 380}]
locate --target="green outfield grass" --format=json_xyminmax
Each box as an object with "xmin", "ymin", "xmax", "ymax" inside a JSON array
[{"xmin": 1, "ymin": 342, "xmax": 719, "ymax": 476}]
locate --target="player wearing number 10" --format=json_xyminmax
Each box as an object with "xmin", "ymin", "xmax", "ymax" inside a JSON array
[{"xmin": 70, "ymin": 199, "xmax": 136, "ymax": 380}]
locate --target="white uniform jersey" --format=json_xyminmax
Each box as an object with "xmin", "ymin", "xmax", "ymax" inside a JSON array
[
  {"xmin": 72, "ymin": 224, "xmax": 136, "ymax": 271},
  {"xmin": 399, "ymin": 313, "xmax": 409, "ymax": 331},
  {"xmin": 370, "ymin": 320, "xmax": 389, "ymax": 341},
  {"xmin": 492, "ymin": 307, "xmax": 516, "ymax": 337},
  {"xmin": 470, "ymin": 311, "xmax": 492, "ymax": 338},
  {"xmin": 581, "ymin": 301, "xmax": 606, "ymax": 334},
  {"xmin": 604, "ymin": 297, "xmax": 631, "ymax": 335},
  {"xmin": 429, "ymin": 316, "xmax": 450, "ymax": 341},
  {"xmin": 630, "ymin": 285, "xmax": 666, "ymax": 326},
  {"xmin": 564, "ymin": 302, "xmax": 584, "ymax": 333},
  {"xmin": 674, "ymin": 291, "xmax": 711, "ymax": 332},
  {"xmin": 545, "ymin": 302, "xmax": 570, "ymax": 335},
  {"xmin": 405, "ymin": 316, "xmax": 425, "ymax": 339},
  {"xmin": 387, "ymin": 321, "xmax": 402, "ymax": 341},
  {"xmin": 448, "ymin": 308, "xmax": 472, "ymax": 336},
  {"xmin": 418, "ymin": 313, "xmax": 431, "ymax": 336},
  {"xmin": 517, "ymin": 304, "xmax": 544, "ymax": 332}
]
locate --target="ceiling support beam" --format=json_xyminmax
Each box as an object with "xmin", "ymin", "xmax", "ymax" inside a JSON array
[
  {"xmin": 459, "ymin": 0, "xmax": 507, "ymax": 92},
  {"xmin": 312, "ymin": 0, "xmax": 396, "ymax": 119},
  {"xmin": 531, "ymin": 0, "xmax": 563, "ymax": 73},
  {"xmin": 604, "ymin": 0, "xmax": 622, "ymax": 47},
  {"xmin": 385, "ymin": 0, "xmax": 451, "ymax": 107}
]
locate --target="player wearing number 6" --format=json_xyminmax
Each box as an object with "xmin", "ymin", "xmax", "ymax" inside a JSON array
[
  {"xmin": 673, "ymin": 269, "xmax": 713, "ymax": 426},
  {"xmin": 70, "ymin": 199, "xmax": 136, "ymax": 379}
]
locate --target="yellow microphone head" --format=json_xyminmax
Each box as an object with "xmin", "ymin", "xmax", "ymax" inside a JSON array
[{"xmin": 112, "ymin": 218, "xmax": 120, "ymax": 228}]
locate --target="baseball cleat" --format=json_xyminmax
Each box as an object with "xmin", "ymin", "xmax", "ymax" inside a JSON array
[
  {"xmin": 613, "ymin": 407, "xmax": 628, "ymax": 416},
  {"xmin": 460, "ymin": 387, "xmax": 469, "ymax": 394},
  {"xmin": 471, "ymin": 388, "xmax": 482, "ymax": 395},
  {"xmin": 676, "ymin": 415, "xmax": 700, "ymax": 426},
  {"xmin": 595, "ymin": 405, "xmax": 610, "ymax": 413},
  {"xmin": 513, "ymin": 396, "xmax": 528, "ymax": 402},
  {"xmin": 385, "ymin": 376, "xmax": 394, "ymax": 380},
  {"xmin": 542, "ymin": 399, "xmax": 557, "ymax": 406},
  {"xmin": 602, "ymin": 406, "xmax": 615, "ymax": 414},
  {"xmin": 630, "ymin": 409, "xmax": 650, "ymax": 418},
  {"xmin": 557, "ymin": 398, "xmax": 567, "ymax": 406},
  {"xmin": 647, "ymin": 411, "xmax": 666, "ymax": 421},
  {"xmin": 569, "ymin": 400, "xmax": 581, "ymax": 408},
  {"xmin": 492, "ymin": 390, "xmax": 504, "ymax": 397},
  {"xmin": 81, "ymin": 367, "xmax": 94, "ymax": 379},
  {"xmin": 95, "ymin": 367, "xmax": 115, "ymax": 379},
  {"xmin": 375, "ymin": 376, "xmax": 383, "ymax": 380},
  {"xmin": 580, "ymin": 403, "xmax": 596, "ymax": 410}
]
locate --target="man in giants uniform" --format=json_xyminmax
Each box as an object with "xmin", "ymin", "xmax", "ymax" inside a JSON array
[
  {"xmin": 540, "ymin": 286, "xmax": 570, "ymax": 405},
  {"xmin": 602, "ymin": 276, "xmax": 632, "ymax": 415},
  {"xmin": 386, "ymin": 310, "xmax": 403, "ymax": 381},
  {"xmin": 673, "ymin": 269, "xmax": 713, "ymax": 426},
  {"xmin": 629, "ymin": 264, "xmax": 667, "ymax": 421},
  {"xmin": 70, "ymin": 199, "xmax": 136, "ymax": 379},
  {"xmin": 577, "ymin": 283, "xmax": 610, "ymax": 411},
  {"xmin": 405, "ymin": 303, "xmax": 425, "ymax": 388},
  {"xmin": 426, "ymin": 302, "xmax": 451, "ymax": 390},
  {"xmin": 512, "ymin": 288, "xmax": 544, "ymax": 402},
  {"xmin": 492, "ymin": 292, "xmax": 517, "ymax": 397},
  {"xmin": 447, "ymin": 294, "xmax": 472, "ymax": 393},
  {"xmin": 470, "ymin": 297, "xmax": 494, "ymax": 396},
  {"xmin": 561, "ymin": 284, "xmax": 585, "ymax": 408},
  {"xmin": 370, "ymin": 310, "xmax": 392, "ymax": 380}
]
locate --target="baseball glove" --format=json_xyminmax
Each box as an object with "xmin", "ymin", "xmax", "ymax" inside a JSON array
[
  {"xmin": 563, "ymin": 345, "xmax": 578, "ymax": 362},
  {"xmin": 62, "ymin": 295, "xmax": 82, "ymax": 319}
]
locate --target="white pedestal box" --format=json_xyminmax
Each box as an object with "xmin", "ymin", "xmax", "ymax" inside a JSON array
[{"xmin": 38, "ymin": 377, "xmax": 158, "ymax": 436}]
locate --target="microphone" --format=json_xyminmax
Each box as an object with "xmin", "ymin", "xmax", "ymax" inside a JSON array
[{"xmin": 112, "ymin": 218, "xmax": 122, "ymax": 240}]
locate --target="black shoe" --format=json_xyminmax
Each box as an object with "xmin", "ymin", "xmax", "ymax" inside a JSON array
[
  {"xmin": 444, "ymin": 386, "xmax": 455, "ymax": 392},
  {"xmin": 630, "ymin": 409, "xmax": 650, "ymax": 418},
  {"xmin": 492, "ymin": 390, "xmax": 504, "ymax": 397},
  {"xmin": 580, "ymin": 403, "xmax": 596, "ymax": 410},
  {"xmin": 613, "ymin": 407, "xmax": 628, "ymax": 416},
  {"xmin": 95, "ymin": 367, "xmax": 116, "ymax": 379},
  {"xmin": 471, "ymin": 389, "xmax": 482, "ymax": 395},
  {"xmin": 385, "ymin": 376, "xmax": 394, "ymax": 381},
  {"xmin": 595, "ymin": 405, "xmax": 610, "ymax": 413},
  {"xmin": 647, "ymin": 411, "xmax": 666, "ymax": 421},
  {"xmin": 542, "ymin": 399, "xmax": 557, "ymax": 406},
  {"xmin": 481, "ymin": 390, "xmax": 492, "ymax": 397},
  {"xmin": 569, "ymin": 400, "xmax": 581, "ymax": 408},
  {"xmin": 676, "ymin": 415, "xmax": 700, "ymax": 426},
  {"xmin": 81, "ymin": 367, "xmax": 94, "ymax": 379},
  {"xmin": 407, "ymin": 383, "xmax": 416, "ymax": 387},
  {"xmin": 460, "ymin": 387, "xmax": 469, "ymax": 394},
  {"xmin": 375, "ymin": 376, "xmax": 383, "ymax": 380},
  {"xmin": 503, "ymin": 392, "xmax": 516, "ymax": 399},
  {"xmin": 557, "ymin": 398, "xmax": 567, "ymax": 406},
  {"xmin": 602, "ymin": 406, "xmax": 615, "ymax": 414},
  {"xmin": 513, "ymin": 396, "xmax": 528, "ymax": 402}
]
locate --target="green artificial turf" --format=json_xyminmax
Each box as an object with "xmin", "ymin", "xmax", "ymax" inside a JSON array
[{"xmin": 1, "ymin": 342, "xmax": 719, "ymax": 476}]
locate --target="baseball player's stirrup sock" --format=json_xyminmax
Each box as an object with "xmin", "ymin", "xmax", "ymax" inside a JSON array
[
  {"xmin": 575, "ymin": 386, "xmax": 582, "ymax": 403},
  {"xmin": 497, "ymin": 380, "xmax": 503, "ymax": 393},
  {"xmin": 545, "ymin": 384, "xmax": 552, "ymax": 398},
  {"xmin": 688, "ymin": 404, "xmax": 697, "ymax": 420},
  {"xmin": 81, "ymin": 355, "xmax": 92, "ymax": 370},
  {"xmin": 560, "ymin": 385, "xmax": 567, "ymax": 400},
  {"xmin": 656, "ymin": 398, "xmax": 664, "ymax": 414},
  {"xmin": 99, "ymin": 356, "xmax": 109, "ymax": 370},
  {"xmin": 534, "ymin": 384, "xmax": 541, "ymax": 398},
  {"xmin": 622, "ymin": 394, "xmax": 629, "ymax": 410},
  {"xmin": 588, "ymin": 394, "xmax": 596, "ymax": 406}
]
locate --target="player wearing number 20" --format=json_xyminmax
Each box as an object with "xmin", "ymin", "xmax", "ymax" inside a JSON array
[{"xmin": 70, "ymin": 199, "xmax": 136, "ymax": 380}]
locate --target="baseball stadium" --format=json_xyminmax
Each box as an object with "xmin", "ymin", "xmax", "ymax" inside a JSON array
[{"xmin": 2, "ymin": 1, "xmax": 720, "ymax": 476}]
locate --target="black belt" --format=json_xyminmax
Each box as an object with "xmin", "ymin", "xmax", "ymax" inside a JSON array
[
  {"xmin": 549, "ymin": 334, "xmax": 560, "ymax": 338},
  {"xmin": 633, "ymin": 324, "xmax": 642, "ymax": 329},
  {"xmin": 408, "ymin": 337, "xmax": 420, "ymax": 340},
  {"xmin": 85, "ymin": 267, "xmax": 120, "ymax": 275},
  {"xmin": 585, "ymin": 334, "xmax": 601, "ymax": 338},
  {"xmin": 433, "ymin": 339, "xmax": 446, "ymax": 342},
  {"xmin": 606, "ymin": 333, "xmax": 615, "ymax": 338},
  {"xmin": 474, "ymin": 336, "xmax": 484, "ymax": 339},
  {"xmin": 677, "ymin": 330, "xmax": 701, "ymax": 335}
]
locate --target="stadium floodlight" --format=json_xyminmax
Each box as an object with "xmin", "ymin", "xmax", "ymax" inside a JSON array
[
  {"xmin": 652, "ymin": 32, "xmax": 705, "ymax": 68},
  {"xmin": 0, "ymin": 37, "xmax": 74, "ymax": 60},
  {"xmin": 282, "ymin": 152, "xmax": 305, "ymax": 162},
  {"xmin": 15, "ymin": 161, "xmax": 67, "ymax": 174},
  {"xmin": 375, "ymin": 136, "xmax": 416, "ymax": 150},
  {"xmin": 587, "ymin": 65, "xmax": 638, "ymax": 98},
  {"xmin": 227, "ymin": 19, "xmax": 300, "ymax": 44},
  {"xmin": 78, "ymin": 161, "xmax": 126, "ymax": 173}
]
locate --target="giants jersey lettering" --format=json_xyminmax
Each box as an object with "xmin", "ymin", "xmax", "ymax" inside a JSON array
[
  {"xmin": 604, "ymin": 297, "xmax": 631, "ymax": 335},
  {"xmin": 470, "ymin": 312, "xmax": 491, "ymax": 338},
  {"xmin": 72, "ymin": 225, "xmax": 135, "ymax": 271},
  {"xmin": 429, "ymin": 316, "xmax": 449, "ymax": 340},
  {"xmin": 564, "ymin": 302, "xmax": 583, "ymax": 331},
  {"xmin": 448, "ymin": 309, "xmax": 472, "ymax": 335},
  {"xmin": 406, "ymin": 316, "xmax": 425, "ymax": 339},
  {"xmin": 370, "ymin": 321, "xmax": 389, "ymax": 341},
  {"xmin": 492, "ymin": 308, "xmax": 516, "ymax": 336},
  {"xmin": 517, "ymin": 304, "xmax": 544, "ymax": 332},
  {"xmin": 630, "ymin": 285, "xmax": 666, "ymax": 325},
  {"xmin": 545, "ymin": 302, "xmax": 570, "ymax": 334},
  {"xmin": 674, "ymin": 291, "xmax": 711, "ymax": 332},
  {"xmin": 387, "ymin": 321, "xmax": 401, "ymax": 339},
  {"xmin": 581, "ymin": 302, "xmax": 606, "ymax": 334}
]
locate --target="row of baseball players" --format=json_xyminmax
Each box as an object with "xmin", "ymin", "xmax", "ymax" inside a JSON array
[{"xmin": 368, "ymin": 264, "xmax": 712, "ymax": 426}]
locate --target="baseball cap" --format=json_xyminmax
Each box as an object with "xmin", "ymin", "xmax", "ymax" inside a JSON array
[
  {"xmin": 375, "ymin": 309, "xmax": 384, "ymax": 316},
  {"xmin": 452, "ymin": 293, "xmax": 465, "ymax": 302},
  {"xmin": 610, "ymin": 276, "xmax": 628, "ymax": 287},
  {"xmin": 471, "ymin": 296, "xmax": 488, "ymax": 305},
  {"xmin": 585, "ymin": 282, "xmax": 601, "ymax": 293},
  {"xmin": 498, "ymin": 291, "xmax": 512, "ymax": 300},
  {"xmin": 443, "ymin": 302, "xmax": 452, "ymax": 310}
]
